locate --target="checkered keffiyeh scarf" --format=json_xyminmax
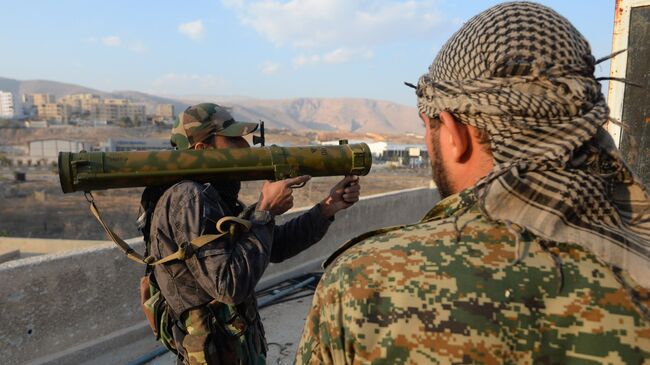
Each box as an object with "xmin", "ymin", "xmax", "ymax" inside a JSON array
[{"xmin": 416, "ymin": 2, "xmax": 650, "ymax": 286}]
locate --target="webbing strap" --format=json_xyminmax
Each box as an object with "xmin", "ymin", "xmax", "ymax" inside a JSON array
[
  {"xmin": 87, "ymin": 196, "xmax": 252, "ymax": 266},
  {"xmin": 149, "ymin": 233, "xmax": 227, "ymax": 266},
  {"xmin": 89, "ymin": 200, "xmax": 147, "ymax": 264},
  {"xmin": 151, "ymin": 216, "xmax": 251, "ymax": 265}
]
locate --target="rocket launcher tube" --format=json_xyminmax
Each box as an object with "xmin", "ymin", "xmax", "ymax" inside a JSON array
[{"xmin": 58, "ymin": 143, "xmax": 372, "ymax": 193}]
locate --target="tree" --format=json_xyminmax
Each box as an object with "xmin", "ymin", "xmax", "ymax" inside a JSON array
[{"xmin": 118, "ymin": 116, "xmax": 133, "ymax": 127}]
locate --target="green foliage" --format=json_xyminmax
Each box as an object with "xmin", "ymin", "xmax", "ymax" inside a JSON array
[
  {"xmin": 117, "ymin": 116, "xmax": 134, "ymax": 127},
  {"xmin": 0, "ymin": 153, "xmax": 11, "ymax": 167}
]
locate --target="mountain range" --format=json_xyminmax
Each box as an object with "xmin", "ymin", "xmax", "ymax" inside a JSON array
[{"xmin": 0, "ymin": 77, "xmax": 421, "ymax": 134}]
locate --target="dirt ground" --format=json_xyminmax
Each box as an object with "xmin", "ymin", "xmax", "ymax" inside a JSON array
[
  {"xmin": 0, "ymin": 125, "xmax": 424, "ymax": 147},
  {"xmin": 0, "ymin": 164, "xmax": 432, "ymax": 240}
]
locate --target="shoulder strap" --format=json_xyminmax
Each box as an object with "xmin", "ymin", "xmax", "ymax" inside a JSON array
[
  {"xmin": 150, "ymin": 216, "xmax": 251, "ymax": 266},
  {"xmin": 89, "ymin": 197, "xmax": 147, "ymax": 264},
  {"xmin": 86, "ymin": 193, "xmax": 251, "ymax": 266}
]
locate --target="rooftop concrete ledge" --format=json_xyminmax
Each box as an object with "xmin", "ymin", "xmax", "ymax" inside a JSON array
[
  {"xmin": 0, "ymin": 249, "xmax": 20, "ymax": 264},
  {"xmin": 0, "ymin": 187, "xmax": 439, "ymax": 365},
  {"xmin": 0, "ymin": 238, "xmax": 119, "ymax": 270},
  {"xmin": 0, "ymin": 237, "xmax": 110, "ymax": 258}
]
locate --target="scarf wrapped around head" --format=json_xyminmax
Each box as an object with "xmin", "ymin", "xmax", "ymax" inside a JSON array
[{"xmin": 417, "ymin": 1, "xmax": 650, "ymax": 287}]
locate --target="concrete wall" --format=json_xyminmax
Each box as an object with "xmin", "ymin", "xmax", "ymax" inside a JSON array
[
  {"xmin": 0, "ymin": 187, "xmax": 438, "ymax": 365},
  {"xmin": 0, "ymin": 237, "xmax": 108, "ymax": 262},
  {"xmin": 260, "ymin": 187, "xmax": 440, "ymax": 289}
]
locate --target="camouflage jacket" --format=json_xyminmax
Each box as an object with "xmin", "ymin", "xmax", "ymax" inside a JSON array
[
  {"xmin": 296, "ymin": 189, "xmax": 650, "ymax": 365},
  {"xmin": 150, "ymin": 180, "xmax": 333, "ymax": 364}
]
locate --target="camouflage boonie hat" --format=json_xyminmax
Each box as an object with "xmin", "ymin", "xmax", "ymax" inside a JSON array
[{"xmin": 171, "ymin": 103, "xmax": 258, "ymax": 150}]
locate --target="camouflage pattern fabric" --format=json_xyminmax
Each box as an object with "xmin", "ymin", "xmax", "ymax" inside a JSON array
[
  {"xmin": 415, "ymin": 1, "xmax": 650, "ymax": 286},
  {"xmin": 171, "ymin": 103, "xmax": 258, "ymax": 150},
  {"xmin": 149, "ymin": 180, "xmax": 334, "ymax": 364},
  {"xmin": 181, "ymin": 307, "xmax": 214, "ymax": 364},
  {"xmin": 296, "ymin": 190, "xmax": 650, "ymax": 364},
  {"xmin": 62, "ymin": 143, "xmax": 371, "ymax": 192},
  {"xmin": 149, "ymin": 180, "xmax": 268, "ymax": 364},
  {"xmin": 180, "ymin": 299, "xmax": 266, "ymax": 365}
]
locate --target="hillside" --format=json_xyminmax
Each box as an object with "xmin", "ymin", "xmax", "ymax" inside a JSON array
[
  {"xmin": 0, "ymin": 77, "xmax": 421, "ymax": 134},
  {"xmin": 218, "ymin": 98, "xmax": 417, "ymax": 134},
  {"xmin": 0, "ymin": 77, "xmax": 100, "ymax": 98}
]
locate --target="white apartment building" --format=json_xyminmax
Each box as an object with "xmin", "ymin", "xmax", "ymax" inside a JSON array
[
  {"xmin": 28, "ymin": 139, "xmax": 91, "ymax": 165},
  {"xmin": 100, "ymin": 138, "xmax": 171, "ymax": 152},
  {"xmin": 0, "ymin": 91, "xmax": 16, "ymax": 119}
]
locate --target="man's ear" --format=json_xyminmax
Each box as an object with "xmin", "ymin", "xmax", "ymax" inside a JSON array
[
  {"xmin": 438, "ymin": 111, "xmax": 470, "ymax": 162},
  {"xmin": 193, "ymin": 142, "xmax": 207, "ymax": 150}
]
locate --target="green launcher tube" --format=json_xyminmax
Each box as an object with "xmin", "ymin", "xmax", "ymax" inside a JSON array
[{"xmin": 58, "ymin": 142, "xmax": 372, "ymax": 193}]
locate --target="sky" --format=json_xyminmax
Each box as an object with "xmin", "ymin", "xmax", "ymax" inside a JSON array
[{"xmin": 0, "ymin": 0, "xmax": 615, "ymax": 106}]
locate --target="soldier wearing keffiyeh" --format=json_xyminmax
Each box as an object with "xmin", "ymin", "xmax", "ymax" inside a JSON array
[{"xmin": 296, "ymin": 2, "xmax": 650, "ymax": 364}]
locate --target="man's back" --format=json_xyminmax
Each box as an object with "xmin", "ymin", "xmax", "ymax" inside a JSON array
[{"xmin": 297, "ymin": 190, "xmax": 650, "ymax": 364}]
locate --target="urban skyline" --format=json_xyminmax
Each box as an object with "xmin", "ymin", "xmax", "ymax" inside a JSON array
[{"xmin": 0, "ymin": 90, "xmax": 175, "ymax": 124}]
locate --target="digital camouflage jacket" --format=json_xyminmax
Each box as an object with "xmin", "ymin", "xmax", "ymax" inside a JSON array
[{"xmin": 296, "ymin": 189, "xmax": 650, "ymax": 364}]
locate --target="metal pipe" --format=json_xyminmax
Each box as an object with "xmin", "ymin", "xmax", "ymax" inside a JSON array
[{"xmin": 257, "ymin": 276, "xmax": 317, "ymax": 308}]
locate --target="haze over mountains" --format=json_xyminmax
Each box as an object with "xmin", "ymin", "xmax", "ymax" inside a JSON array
[{"xmin": 0, "ymin": 77, "xmax": 421, "ymax": 134}]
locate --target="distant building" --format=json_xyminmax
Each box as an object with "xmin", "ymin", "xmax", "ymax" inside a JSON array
[
  {"xmin": 382, "ymin": 143, "xmax": 428, "ymax": 166},
  {"xmin": 76, "ymin": 119, "xmax": 109, "ymax": 127},
  {"xmin": 0, "ymin": 145, "xmax": 27, "ymax": 155},
  {"xmin": 320, "ymin": 140, "xmax": 426, "ymax": 166},
  {"xmin": 59, "ymin": 93, "xmax": 101, "ymax": 114},
  {"xmin": 22, "ymin": 93, "xmax": 56, "ymax": 118},
  {"xmin": 28, "ymin": 139, "xmax": 91, "ymax": 165},
  {"xmin": 89, "ymin": 99, "xmax": 146, "ymax": 124},
  {"xmin": 50, "ymin": 94, "xmax": 148, "ymax": 124},
  {"xmin": 35, "ymin": 103, "xmax": 71, "ymax": 122},
  {"xmin": 0, "ymin": 91, "xmax": 16, "ymax": 119},
  {"xmin": 24, "ymin": 120, "xmax": 49, "ymax": 128},
  {"xmin": 100, "ymin": 138, "xmax": 171, "ymax": 152},
  {"xmin": 320, "ymin": 139, "xmax": 388, "ymax": 158},
  {"xmin": 155, "ymin": 104, "xmax": 175, "ymax": 121},
  {"xmin": 22, "ymin": 93, "xmax": 55, "ymax": 106}
]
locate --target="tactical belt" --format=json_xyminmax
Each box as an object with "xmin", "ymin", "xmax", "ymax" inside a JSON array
[{"xmin": 85, "ymin": 192, "xmax": 251, "ymax": 265}]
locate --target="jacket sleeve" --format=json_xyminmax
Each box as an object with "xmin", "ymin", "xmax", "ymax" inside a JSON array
[
  {"xmin": 271, "ymin": 204, "xmax": 334, "ymax": 263},
  {"xmin": 269, "ymin": 204, "xmax": 333, "ymax": 263},
  {"xmin": 169, "ymin": 183, "xmax": 274, "ymax": 305}
]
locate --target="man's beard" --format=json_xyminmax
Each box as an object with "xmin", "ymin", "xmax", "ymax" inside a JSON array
[{"xmin": 430, "ymin": 135, "xmax": 454, "ymax": 199}]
